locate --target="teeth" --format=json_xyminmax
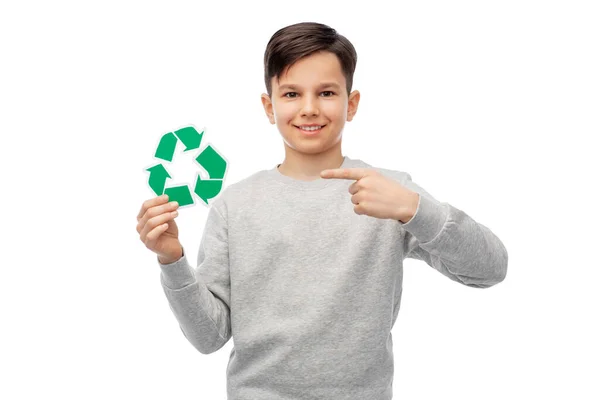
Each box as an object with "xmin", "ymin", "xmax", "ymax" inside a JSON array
[{"xmin": 298, "ymin": 125, "xmax": 322, "ymax": 131}]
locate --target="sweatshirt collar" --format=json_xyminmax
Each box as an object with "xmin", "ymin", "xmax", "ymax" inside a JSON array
[{"xmin": 266, "ymin": 155, "xmax": 362, "ymax": 191}]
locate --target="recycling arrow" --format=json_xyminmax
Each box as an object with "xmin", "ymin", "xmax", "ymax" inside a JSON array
[{"xmin": 144, "ymin": 125, "xmax": 228, "ymax": 207}]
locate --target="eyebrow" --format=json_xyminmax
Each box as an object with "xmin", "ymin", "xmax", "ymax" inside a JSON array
[{"xmin": 278, "ymin": 82, "xmax": 341, "ymax": 92}]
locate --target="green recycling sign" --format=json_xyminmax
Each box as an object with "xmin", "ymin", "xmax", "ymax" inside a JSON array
[{"xmin": 144, "ymin": 125, "xmax": 228, "ymax": 207}]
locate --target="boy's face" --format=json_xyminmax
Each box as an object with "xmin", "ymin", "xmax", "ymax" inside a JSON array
[{"xmin": 261, "ymin": 51, "xmax": 360, "ymax": 157}]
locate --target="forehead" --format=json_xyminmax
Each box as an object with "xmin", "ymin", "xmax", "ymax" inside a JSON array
[{"xmin": 275, "ymin": 51, "xmax": 346, "ymax": 88}]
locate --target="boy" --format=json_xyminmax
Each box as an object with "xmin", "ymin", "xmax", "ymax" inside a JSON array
[{"xmin": 137, "ymin": 21, "xmax": 508, "ymax": 400}]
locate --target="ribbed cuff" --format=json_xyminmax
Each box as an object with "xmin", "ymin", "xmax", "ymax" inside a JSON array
[
  {"xmin": 400, "ymin": 194, "xmax": 449, "ymax": 244},
  {"xmin": 158, "ymin": 248, "xmax": 196, "ymax": 289}
]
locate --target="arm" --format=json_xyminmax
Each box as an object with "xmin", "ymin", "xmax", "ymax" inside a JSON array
[
  {"xmin": 399, "ymin": 173, "xmax": 508, "ymax": 288},
  {"xmin": 158, "ymin": 201, "xmax": 232, "ymax": 353}
]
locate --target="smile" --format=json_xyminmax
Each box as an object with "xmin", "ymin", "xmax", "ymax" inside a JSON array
[{"xmin": 294, "ymin": 124, "xmax": 326, "ymax": 135}]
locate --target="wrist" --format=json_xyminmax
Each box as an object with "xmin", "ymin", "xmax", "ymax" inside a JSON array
[
  {"xmin": 158, "ymin": 246, "xmax": 183, "ymax": 264},
  {"xmin": 398, "ymin": 192, "xmax": 419, "ymax": 223}
]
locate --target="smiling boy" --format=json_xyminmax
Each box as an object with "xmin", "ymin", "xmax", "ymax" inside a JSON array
[
  {"xmin": 156, "ymin": 21, "xmax": 508, "ymax": 400},
  {"xmin": 260, "ymin": 49, "xmax": 359, "ymax": 181}
]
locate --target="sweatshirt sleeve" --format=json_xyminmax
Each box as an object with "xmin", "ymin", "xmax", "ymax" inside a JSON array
[
  {"xmin": 398, "ymin": 173, "xmax": 508, "ymax": 288},
  {"xmin": 158, "ymin": 200, "xmax": 231, "ymax": 354}
]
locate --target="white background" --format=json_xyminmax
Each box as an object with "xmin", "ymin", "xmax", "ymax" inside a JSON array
[{"xmin": 2, "ymin": 0, "xmax": 599, "ymax": 399}]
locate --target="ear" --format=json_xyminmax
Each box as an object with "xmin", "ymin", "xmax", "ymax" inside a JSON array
[
  {"xmin": 261, "ymin": 93, "xmax": 276, "ymax": 124},
  {"xmin": 346, "ymin": 90, "xmax": 360, "ymax": 122}
]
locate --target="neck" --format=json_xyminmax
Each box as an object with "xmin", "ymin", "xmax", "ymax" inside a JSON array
[{"xmin": 277, "ymin": 147, "xmax": 344, "ymax": 181}]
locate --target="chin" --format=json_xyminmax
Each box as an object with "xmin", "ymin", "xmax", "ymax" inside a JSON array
[{"xmin": 288, "ymin": 138, "xmax": 341, "ymax": 155}]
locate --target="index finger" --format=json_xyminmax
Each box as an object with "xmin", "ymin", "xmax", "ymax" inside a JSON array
[
  {"xmin": 320, "ymin": 168, "xmax": 369, "ymax": 180},
  {"xmin": 137, "ymin": 194, "xmax": 169, "ymax": 220}
]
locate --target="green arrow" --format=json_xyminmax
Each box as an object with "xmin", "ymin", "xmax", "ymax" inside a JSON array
[
  {"xmin": 194, "ymin": 145, "xmax": 227, "ymax": 179},
  {"xmin": 194, "ymin": 176, "xmax": 223, "ymax": 205},
  {"xmin": 146, "ymin": 164, "xmax": 171, "ymax": 195},
  {"xmin": 155, "ymin": 132, "xmax": 177, "ymax": 162},
  {"xmin": 174, "ymin": 126, "xmax": 203, "ymax": 152},
  {"xmin": 163, "ymin": 185, "xmax": 195, "ymax": 207}
]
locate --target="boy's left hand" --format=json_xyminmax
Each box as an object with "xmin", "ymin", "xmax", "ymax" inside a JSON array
[{"xmin": 320, "ymin": 168, "xmax": 419, "ymax": 223}]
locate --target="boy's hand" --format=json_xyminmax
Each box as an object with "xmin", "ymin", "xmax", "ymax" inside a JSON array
[
  {"xmin": 320, "ymin": 168, "xmax": 419, "ymax": 223},
  {"xmin": 136, "ymin": 194, "xmax": 183, "ymax": 264}
]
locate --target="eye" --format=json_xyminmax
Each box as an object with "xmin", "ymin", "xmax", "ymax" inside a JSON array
[
  {"xmin": 321, "ymin": 91, "xmax": 335, "ymax": 97},
  {"xmin": 284, "ymin": 92, "xmax": 297, "ymax": 98}
]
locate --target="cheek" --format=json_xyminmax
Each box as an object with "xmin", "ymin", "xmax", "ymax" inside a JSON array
[
  {"xmin": 322, "ymin": 102, "xmax": 346, "ymax": 120},
  {"xmin": 274, "ymin": 104, "xmax": 297, "ymax": 124}
]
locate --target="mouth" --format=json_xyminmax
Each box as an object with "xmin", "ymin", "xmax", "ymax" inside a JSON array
[{"xmin": 294, "ymin": 124, "xmax": 326, "ymax": 136}]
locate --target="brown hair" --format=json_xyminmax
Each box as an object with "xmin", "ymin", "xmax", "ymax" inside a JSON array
[{"xmin": 263, "ymin": 22, "xmax": 358, "ymax": 98}]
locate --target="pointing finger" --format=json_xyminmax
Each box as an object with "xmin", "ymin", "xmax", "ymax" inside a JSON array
[{"xmin": 320, "ymin": 168, "xmax": 369, "ymax": 180}]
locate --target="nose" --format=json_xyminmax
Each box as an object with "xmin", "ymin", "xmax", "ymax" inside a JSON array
[{"xmin": 300, "ymin": 95, "xmax": 319, "ymax": 117}]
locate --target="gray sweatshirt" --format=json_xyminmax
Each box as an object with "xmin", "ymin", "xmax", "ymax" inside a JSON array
[{"xmin": 158, "ymin": 155, "xmax": 508, "ymax": 400}]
